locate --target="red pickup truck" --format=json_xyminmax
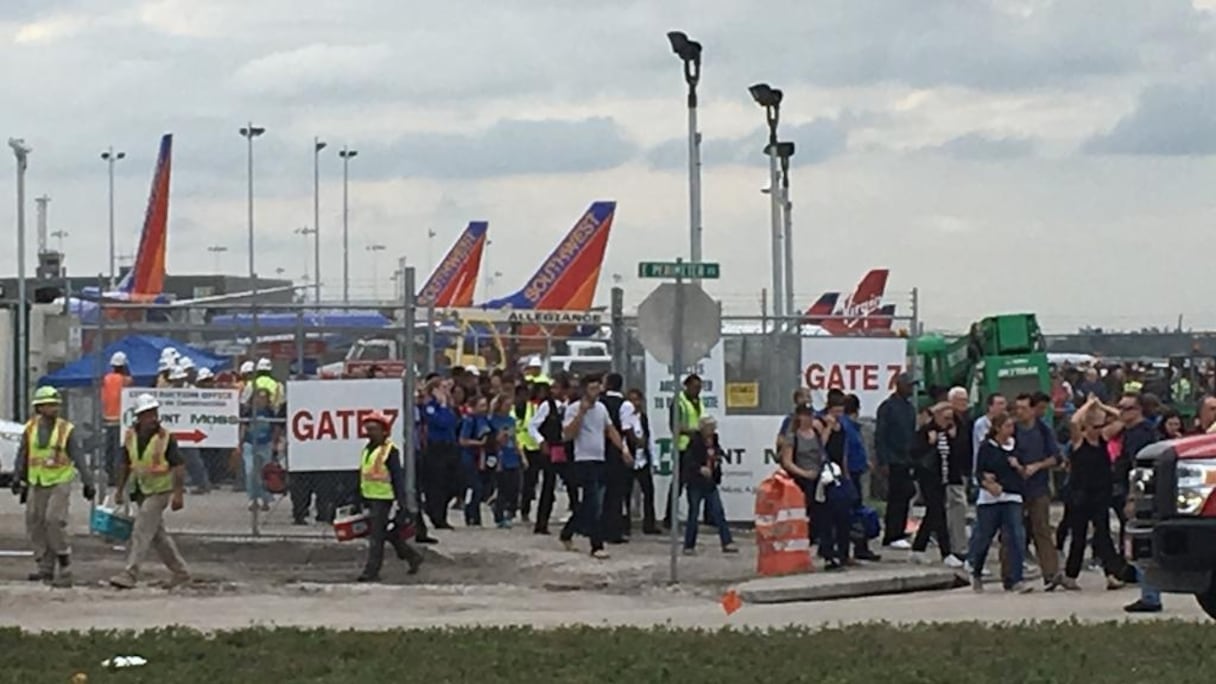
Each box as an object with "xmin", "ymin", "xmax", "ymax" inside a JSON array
[{"xmin": 1126, "ymin": 433, "xmax": 1216, "ymax": 619}]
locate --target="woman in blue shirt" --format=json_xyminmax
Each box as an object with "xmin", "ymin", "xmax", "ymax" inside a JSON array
[
  {"xmin": 241, "ymin": 389, "xmax": 278, "ymax": 512},
  {"xmin": 489, "ymin": 396, "xmax": 525, "ymax": 528},
  {"xmin": 458, "ymin": 396, "xmax": 492, "ymax": 526},
  {"xmin": 969, "ymin": 412, "xmax": 1033, "ymax": 594}
]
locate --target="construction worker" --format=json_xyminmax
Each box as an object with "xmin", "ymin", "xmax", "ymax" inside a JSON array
[
  {"xmin": 168, "ymin": 363, "xmax": 189, "ymax": 388},
  {"xmin": 663, "ymin": 374, "xmax": 703, "ymax": 529},
  {"xmin": 237, "ymin": 360, "xmax": 256, "ymax": 403},
  {"xmin": 357, "ymin": 412, "xmax": 423, "ymax": 582},
  {"xmin": 155, "ymin": 357, "xmax": 174, "ymax": 388},
  {"xmin": 109, "ymin": 393, "xmax": 191, "ymax": 589},
  {"xmin": 253, "ymin": 358, "xmax": 284, "ymax": 409},
  {"xmin": 516, "ymin": 376, "xmax": 547, "ymax": 523},
  {"xmin": 178, "ymin": 356, "xmax": 197, "ymax": 386},
  {"xmin": 102, "ymin": 351, "xmax": 133, "ymax": 482},
  {"xmin": 522, "ymin": 355, "xmax": 550, "ymax": 385},
  {"xmin": 12, "ymin": 386, "xmax": 95, "ymax": 586},
  {"xmin": 195, "ymin": 367, "xmax": 216, "ymax": 388}
]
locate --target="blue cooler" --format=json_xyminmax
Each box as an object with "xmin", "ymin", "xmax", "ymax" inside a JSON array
[{"xmin": 90, "ymin": 504, "xmax": 134, "ymax": 541}]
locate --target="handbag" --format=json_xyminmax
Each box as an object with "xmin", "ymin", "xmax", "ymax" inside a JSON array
[{"xmin": 548, "ymin": 442, "xmax": 568, "ymax": 464}]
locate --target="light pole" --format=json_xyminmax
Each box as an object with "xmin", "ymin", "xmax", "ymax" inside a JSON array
[
  {"xmin": 50, "ymin": 229, "xmax": 68, "ymax": 253},
  {"xmin": 339, "ymin": 147, "xmax": 358, "ymax": 303},
  {"xmin": 9, "ymin": 137, "xmax": 31, "ymax": 420},
  {"xmin": 776, "ymin": 141, "xmax": 796, "ymax": 320},
  {"xmin": 100, "ymin": 146, "xmax": 125, "ymax": 289},
  {"xmin": 667, "ymin": 31, "xmax": 704, "ymax": 282},
  {"xmin": 749, "ymin": 83, "xmax": 784, "ymax": 318},
  {"xmin": 295, "ymin": 226, "xmax": 316, "ymax": 287},
  {"xmin": 313, "ymin": 137, "xmax": 327, "ymax": 303},
  {"xmin": 366, "ymin": 242, "xmax": 385, "ymax": 299},
  {"xmin": 207, "ymin": 244, "xmax": 229, "ymax": 272},
  {"xmin": 239, "ymin": 123, "xmax": 266, "ymax": 284}
]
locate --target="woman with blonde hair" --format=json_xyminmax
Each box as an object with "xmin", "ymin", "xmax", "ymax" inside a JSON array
[{"xmin": 681, "ymin": 416, "xmax": 738, "ymax": 555}]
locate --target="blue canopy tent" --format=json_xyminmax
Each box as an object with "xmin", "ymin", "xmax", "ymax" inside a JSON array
[{"xmin": 39, "ymin": 335, "xmax": 229, "ymax": 388}]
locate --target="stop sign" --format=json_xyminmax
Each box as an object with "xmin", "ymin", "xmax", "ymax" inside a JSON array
[{"xmin": 636, "ymin": 283, "xmax": 721, "ymax": 366}]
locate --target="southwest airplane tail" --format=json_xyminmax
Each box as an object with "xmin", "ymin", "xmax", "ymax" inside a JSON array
[
  {"xmin": 417, "ymin": 221, "xmax": 488, "ymax": 308},
  {"xmin": 481, "ymin": 201, "xmax": 615, "ymax": 311},
  {"xmin": 117, "ymin": 133, "xmax": 172, "ymax": 300}
]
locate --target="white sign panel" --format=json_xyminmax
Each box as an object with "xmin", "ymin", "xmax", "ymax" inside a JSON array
[
  {"xmin": 651, "ymin": 414, "xmax": 785, "ymax": 523},
  {"xmin": 120, "ymin": 388, "xmax": 240, "ymax": 449},
  {"xmin": 800, "ymin": 337, "xmax": 907, "ymax": 418},
  {"xmin": 286, "ymin": 379, "xmax": 404, "ymax": 472}
]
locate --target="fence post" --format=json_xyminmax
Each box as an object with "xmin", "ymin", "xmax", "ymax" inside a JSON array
[
  {"xmin": 294, "ymin": 310, "xmax": 305, "ymax": 379},
  {"xmin": 611, "ymin": 286, "xmax": 626, "ymax": 384},
  {"xmin": 250, "ymin": 281, "xmax": 261, "ymax": 538},
  {"xmin": 401, "ymin": 267, "xmax": 418, "ymax": 519},
  {"xmin": 93, "ymin": 274, "xmax": 107, "ymax": 512}
]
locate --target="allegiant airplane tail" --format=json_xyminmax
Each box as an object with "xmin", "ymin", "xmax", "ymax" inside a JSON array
[
  {"xmin": 481, "ymin": 201, "xmax": 615, "ymax": 311},
  {"xmin": 116, "ymin": 133, "xmax": 172, "ymax": 298},
  {"xmin": 417, "ymin": 221, "xmax": 488, "ymax": 308}
]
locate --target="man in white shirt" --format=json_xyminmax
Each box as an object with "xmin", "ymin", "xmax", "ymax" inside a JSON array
[
  {"xmin": 528, "ymin": 378, "xmax": 576, "ymax": 533},
  {"xmin": 559, "ymin": 375, "xmax": 627, "ymax": 559},
  {"xmin": 600, "ymin": 372, "xmax": 640, "ymax": 543}
]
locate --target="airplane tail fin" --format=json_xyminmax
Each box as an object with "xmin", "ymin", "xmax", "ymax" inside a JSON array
[
  {"xmin": 117, "ymin": 133, "xmax": 172, "ymax": 296},
  {"xmin": 803, "ymin": 292, "xmax": 840, "ymax": 325},
  {"xmin": 417, "ymin": 221, "xmax": 488, "ymax": 308},
  {"xmin": 851, "ymin": 268, "xmax": 889, "ymax": 307},
  {"xmin": 863, "ymin": 304, "xmax": 898, "ymax": 331},
  {"xmin": 482, "ymin": 201, "xmax": 615, "ymax": 310}
]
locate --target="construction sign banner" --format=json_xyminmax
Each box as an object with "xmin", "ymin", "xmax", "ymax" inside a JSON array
[
  {"xmin": 286, "ymin": 379, "xmax": 404, "ymax": 471},
  {"xmin": 800, "ymin": 337, "xmax": 907, "ymax": 418},
  {"xmin": 120, "ymin": 388, "xmax": 240, "ymax": 449}
]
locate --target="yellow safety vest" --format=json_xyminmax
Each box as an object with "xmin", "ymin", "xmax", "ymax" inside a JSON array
[
  {"xmin": 254, "ymin": 375, "xmax": 284, "ymax": 407},
  {"xmin": 675, "ymin": 392, "xmax": 701, "ymax": 452},
  {"xmin": 360, "ymin": 440, "xmax": 396, "ymax": 501},
  {"xmin": 24, "ymin": 418, "xmax": 75, "ymax": 487},
  {"xmin": 1123, "ymin": 380, "xmax": 1144, "ymax": 395},
  {"xmin": 516, "ymin": 402, "xmax": 539, "ymax": 451},
  {"xmin": 125, "ymin": 427, "xmax": 174, "ymax": 495}
]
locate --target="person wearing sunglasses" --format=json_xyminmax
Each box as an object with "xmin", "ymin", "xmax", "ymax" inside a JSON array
[{"xmin": 1059, "ymin": 395, "xmax": 1124, "ymax": 591}]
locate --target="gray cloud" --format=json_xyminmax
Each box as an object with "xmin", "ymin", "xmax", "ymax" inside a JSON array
[
  {"xmin": 646, "ymin": 116, "xmax": 850, "ymax": 170},
  {"xmin": 1083, "ymin": 83, "xmax": 1216, "ymax": 156},
  {"xmin": 360, "ymin": 117, "xmax": 637, "ymax": 180},
  {"xmin": 927, "ymin": 132, "xmax": 1036, "ymax": 161}
]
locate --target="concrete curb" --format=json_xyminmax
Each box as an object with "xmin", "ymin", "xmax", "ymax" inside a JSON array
[{"xmin": 736, "ymin": 567, "xmax": 965, "ymax": 604}]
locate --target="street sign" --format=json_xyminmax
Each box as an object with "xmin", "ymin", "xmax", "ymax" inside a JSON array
[
  {"xmin": 636, "ymin": 283, "xmax": 721, "ymax": 366},
  {"xmin": 120, "ymin": 388, "xmax": 240, "ymax": 449},
  {"xmin": 637, "ymin": 261, "xmax": 720, "ymax": 280}
]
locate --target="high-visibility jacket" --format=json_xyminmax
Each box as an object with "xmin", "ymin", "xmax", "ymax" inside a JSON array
[
  {"xmin": 253, "ymin": 375, "xmax": 284, "ymax": 408},
  {"xmin": 125, "ymin": 427, "xmax": 174, "ymax": 495},
  {"xmin": 1123, "ymin": 380, "xmax": 1144, "ymax": 395},
  {"xmin": 1172, "ymin": 377, "xmax": 1193, "ymax": 402},
  {"xmin": 102, "ymin": 372, "xmax": 132, "ymax": 423},
  {"xmin": 360, "ymin": 440, "xmax": 396, "ymax": 501},
  {"xmin": 675, "ymin": 392, "xmax": 702, "ymax": 452},
  {"xmin": 515, "ymin": 402, "xmax": 539, "ymax": 451},
  {"xmin": 24, "ymin": 418, "xmax": 76, "ymax": 487}
]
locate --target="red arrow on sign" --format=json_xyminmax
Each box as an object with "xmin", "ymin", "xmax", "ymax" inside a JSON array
[{"xmin": 172, "ymin": 429, "xmax": 208, "ymax": 444}]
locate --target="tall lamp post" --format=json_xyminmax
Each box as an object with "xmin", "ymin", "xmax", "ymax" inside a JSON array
[
  {"xmin": 100, "ymin": 146, "xmax": 125, "ymax": 289},
  {"xmin": 776, "ymin": 141, "xmax": 796, "ymax": 320},
  {"xmin": 666, "ymin": 31, "xmax": 704, "ymax": 281},
  {"xmin": 238, "ymin": 123, "xmax": 266, "ymax": 285},
  {"xmin": 207, "ymin": 244, "xmax": 229, "ymax": 272},
  {"xmin": 749, "ymin": 83, "xmax": 784, "ymax": 318},
  {"xmin": 313, "ymin": 137, "xmax": 327, "ymax": 303},
  {"xmin": 9, "ymin": 137, "xmax": 31, "ymax": 419},
  {"xmin": 366, "ymin": 242, "xmax": 386, "ymax": 299},
  {"xmin": 295, "ymin": 226, "xmax": 316, "ymax": 288},
  {"xmin": 338, "ymin": 146, "xmax": 358, "ymax": 303}
]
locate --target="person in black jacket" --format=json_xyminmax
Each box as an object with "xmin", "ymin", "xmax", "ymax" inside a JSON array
[
  {"xmin": 876, "ymin": 373, "xmax": 918, "ymax": 548},
  {"xmin": 681, "ymin": 416, "xmax": 738, "ymax": 555},
  {"xmin": 945, "ymin": 387, "xmax": 973, "ymax": 566},
  {"xmin": 911, "ymin": 403, "xmax": 958, "ymax": 563},
  {"xmin": 969, "ymin": 411, "xmax": 1033, "ymax": 593}
]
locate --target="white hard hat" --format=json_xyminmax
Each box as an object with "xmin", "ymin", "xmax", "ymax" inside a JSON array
[
  {"xmin": 195, "ymin": 367, "xmax": 214, "ymax": 382},
  {"xmin": 160, "ymin": 347, "xmax": 179, "ymax": 361},
  {"xmin": 256, "ymin": 358, "xmax": 272, "ymax": 372},
  {"xmin": 133, "ymin": 393, "xmax": 160, "ymax": 414},
  {"xmin": 240, "ymin": 360, "xmax": 255, "ymax": 374},
  {"xmin": 464, "ymin": 365, "xmax": 481, "ymax": 376},
  {"xmin": 110, "ymin": 351, "xmax": 128, "ymax": 367},
  {"xmin": 158, "ymin": 358, "xmax": 173, "ymax": 372},
  {"xmin": 178, "ymin": 356, "xmax": 195, "ymax": 370},
  {"xmin": 525, "ymin": 355, "xmax": 542, "ymax": 369},
  {"xmin": 169, "ymin": 364, "xmax": 188, "ymax": 380}
]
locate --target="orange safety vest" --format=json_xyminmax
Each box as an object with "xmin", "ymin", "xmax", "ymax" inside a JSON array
[{"xmin": 102, "ymin": 372, "xmax": 131, "ymax": 423}]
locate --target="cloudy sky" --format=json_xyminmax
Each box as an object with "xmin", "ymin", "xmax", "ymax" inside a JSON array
[{"xmin": 3, "ymin": 0, "xmax": 1216, "ymax": 332}]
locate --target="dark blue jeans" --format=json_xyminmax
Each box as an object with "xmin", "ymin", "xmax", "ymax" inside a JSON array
[
  {"xmin": 815, "ymin": 488, "xmax": 853, "ymax": 564},
  {"xmin": 560, "ymin": 461, "xmax": 607, "ymax": 552},
  {"xmin": 969, "ymin": 501, "xmax": 1026, "ymax": 587},
  {"xmin": 683, "ymin": 483, "xmax": 733, "ymax": 550},
  {"xmin": 462, "ymin": 455, "xmax": 483, "ymax": 526}
]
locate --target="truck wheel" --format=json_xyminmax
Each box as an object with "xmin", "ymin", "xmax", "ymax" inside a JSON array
[{"xmin": 1197, "ymin": 588, "xmax": 1216, "ymax": 620}]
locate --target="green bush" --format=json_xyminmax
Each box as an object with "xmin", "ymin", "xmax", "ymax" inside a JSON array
[{"xmin": 3, "ymin": 621, "xmax": 1216, "ymax": 684}]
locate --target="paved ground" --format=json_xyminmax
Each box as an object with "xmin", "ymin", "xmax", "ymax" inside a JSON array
[{"xmin": 0, "ymin": 487, "xmax": 1208, "ymax": 633}]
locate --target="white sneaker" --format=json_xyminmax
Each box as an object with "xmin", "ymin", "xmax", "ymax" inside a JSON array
[
  {"xmin": 886, "ymin": 539, "xmax": 912, "ymax": 550},
  {"xmin": 944, "ymin": 555, "xmax": 965, "ymax": 569},
  {"xmin": 964, "ymin": 560, "xmax": 993, "ymax": 577}
]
